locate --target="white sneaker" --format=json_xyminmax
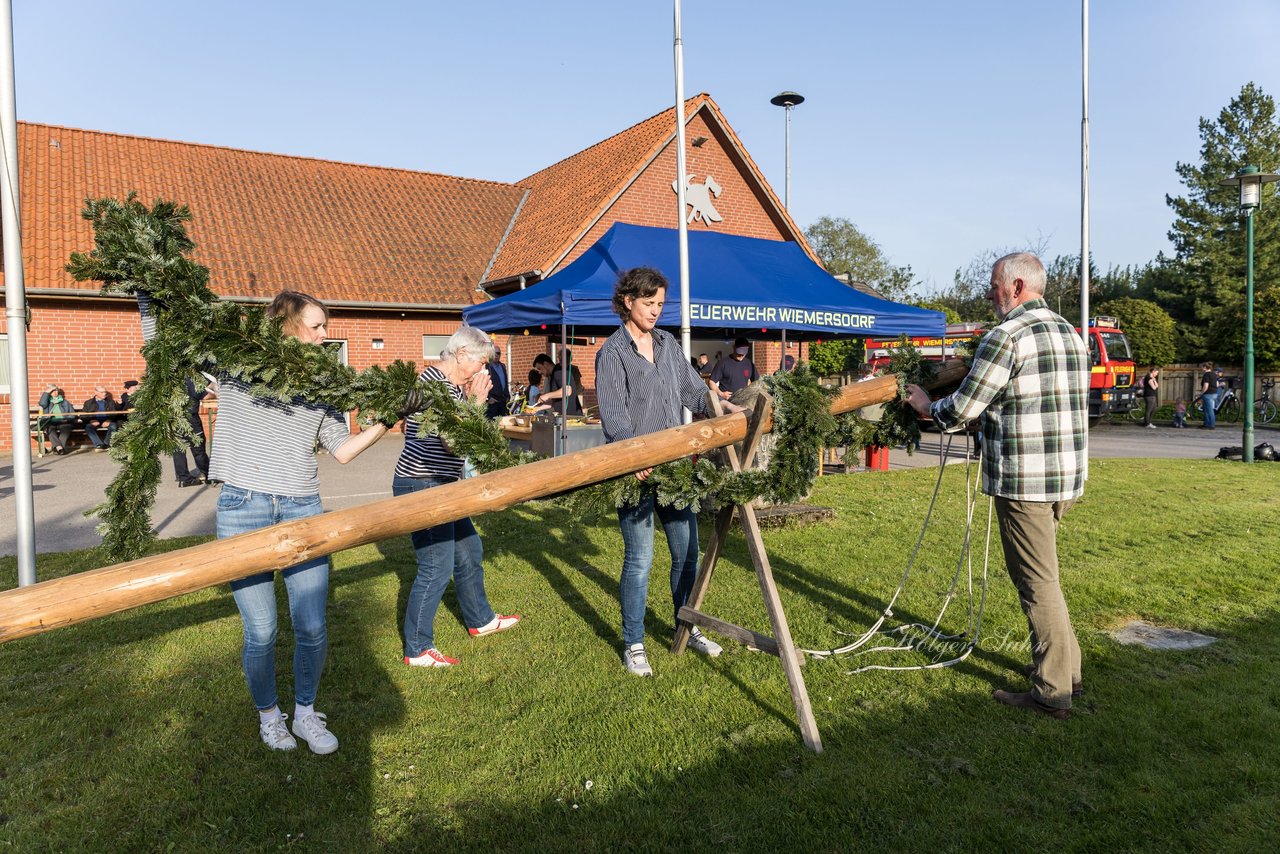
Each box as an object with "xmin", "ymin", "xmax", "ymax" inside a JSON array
[
  {"xmin": 291, "ymin": 711, "xmax": 339, "ymax": 755},
  {"xmin": 404, "ymin": 647, "xmax": 459, "ymax": 667},
  {"xmin": 686, "ymin": 628, "xmax": 724, "ymax": 657},
  {"xmin": 623, "ymin": 643, "xmax": 653, "ymax": 677},
  {"xmin": 259, "ymin": 713, "xmax": 297, "ymax": 751},
  {"xmin": 1147, "ymin": 423, "xmax": 1158, "ymax": 429}
]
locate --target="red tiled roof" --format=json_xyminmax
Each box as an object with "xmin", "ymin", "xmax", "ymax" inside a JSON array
[
  {"xmin": 487, "ymin": 93, "xmax": 817, "ymax": 283},
  {"xmin": 10, "ymin": 122, "xmax": 527, "ymax": 306}
]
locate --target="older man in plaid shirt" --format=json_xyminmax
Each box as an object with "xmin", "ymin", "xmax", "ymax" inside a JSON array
[{"xmin": 907, "ymin": 252, "xmax": 1089, "ymax": 720}]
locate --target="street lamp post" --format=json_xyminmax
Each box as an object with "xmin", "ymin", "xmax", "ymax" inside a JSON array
[
  {"xmin": 770, "ymin": 90, "xmax": 804, "ymax": 209},
  {"xmin": 771, "ymin": 91, "xmax": 803, "ymax": 367},
  {"xmin": 1220, "ymin": 165, "xmax": 1280, "ymax": 464}
]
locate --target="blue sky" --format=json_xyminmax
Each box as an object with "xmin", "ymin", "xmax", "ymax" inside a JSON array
[{"xmin": 13, "ymin": 1, "xmax": 1279, "ymax": 291}]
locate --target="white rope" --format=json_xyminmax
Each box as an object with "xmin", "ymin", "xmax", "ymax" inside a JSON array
[{"xmin": 800, "ymin": 431, "xmax": 994, "ymax": 675}]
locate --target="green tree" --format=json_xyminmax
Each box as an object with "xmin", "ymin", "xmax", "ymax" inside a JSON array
[
  {"xmin": 805, "ymin": 216, "xmax": 917, "ymax": 301},
  {"xmin": 911, "ymin": 299, "xmax": 960, "ymax": 324},
  {"xmin": 807, "ymin": 338, "xmax": 861, "ymax": 376},
  {"xmin": 930, "ymin": 239, "xmax": 1049, "ymax": 322},
  {"xmin": 1095, "ymin": 297, "xmax": 1178, "ymax": 367},
  {"xmin": 1165, "ymin": 82, "xmax": 1280, "ymax": 362}
]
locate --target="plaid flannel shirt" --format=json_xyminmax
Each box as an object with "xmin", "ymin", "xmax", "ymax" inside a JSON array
[{"xmin": 930, "ymin": 299, "xmax": 1089, "ymax": 501}]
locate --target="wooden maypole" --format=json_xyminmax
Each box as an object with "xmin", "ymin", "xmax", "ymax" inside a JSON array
[{"xmin": 0, "ymin": 363, "xmax": 968, "ymax": 644}]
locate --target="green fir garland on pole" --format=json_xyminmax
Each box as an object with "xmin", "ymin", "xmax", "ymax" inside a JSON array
[{"xmin": 68, "ymin": 195, "xmax": 943, "ymax": 564}]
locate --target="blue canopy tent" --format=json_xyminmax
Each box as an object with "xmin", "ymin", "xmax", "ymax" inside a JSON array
[{"xmin": 464, "ymin": 222, "xmax": 945, "ymax": 339}]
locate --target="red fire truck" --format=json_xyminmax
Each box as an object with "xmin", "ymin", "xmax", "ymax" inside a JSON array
[{"xmin": 865, "ymin": 316, "xmax": 1138, "ymax": 422}]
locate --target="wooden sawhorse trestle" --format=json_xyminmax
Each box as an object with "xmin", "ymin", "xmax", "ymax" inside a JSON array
[{"xmin": 671, "ymin": 392, "xmax": 822, "ymax": 753}]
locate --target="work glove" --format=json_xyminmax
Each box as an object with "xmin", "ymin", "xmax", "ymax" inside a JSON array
[{"xmin": 394, "ymin": 388, "xmax": 425, "ymax": 423}]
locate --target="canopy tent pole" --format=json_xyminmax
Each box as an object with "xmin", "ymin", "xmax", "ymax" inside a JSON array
[
  {"xmin": 559, "ymin": 316, "xmax": 568, "ymax": 454},
  {"xmin": 0, "ymin": 0, "xmax": 36, "ymax": 586}
]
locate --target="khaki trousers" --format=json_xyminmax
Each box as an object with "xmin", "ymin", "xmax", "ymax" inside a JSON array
[{"xmin": 994, "ymin": 497, "xmax": 1081, "ymax": 709}]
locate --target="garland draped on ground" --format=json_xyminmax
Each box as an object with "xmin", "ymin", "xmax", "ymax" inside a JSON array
[{"xmin": 69, "ymin": 194, "xmax": 938, "ymax": 563}]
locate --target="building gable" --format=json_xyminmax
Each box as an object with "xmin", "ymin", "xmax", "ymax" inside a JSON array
[{"xmin": 486, "ymin": 94, "xmax": 817, "ymax": 288}]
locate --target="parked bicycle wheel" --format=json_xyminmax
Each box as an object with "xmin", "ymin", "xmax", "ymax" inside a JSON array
[
  {"xmin": 1220, "ymin": 396, "xmax": 1242, "ymax": 423},
  {"xmin": 1256, "ymin": 398, "xmax": 1277, "ymax": 425}
]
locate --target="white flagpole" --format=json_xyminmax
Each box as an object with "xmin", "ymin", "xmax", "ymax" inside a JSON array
[
  {"xmin": 1080, "ymin": 0, "xmax": 1091, "ymax": 342},
  {"xmin": 0, "ymin": 0, "xmax": 37, "ymax": 585},
  {"xmin": 673, "ymin": 0, "xmax": 692, "ymax": 364}
]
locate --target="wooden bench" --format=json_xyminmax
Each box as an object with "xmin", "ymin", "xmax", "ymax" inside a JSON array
[{"xmin": 28, "ymin": 404, "xmax": 217, "ymax": 457}]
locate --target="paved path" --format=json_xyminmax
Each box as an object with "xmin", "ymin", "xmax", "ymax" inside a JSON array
[{"xmin": 3, "ymin": 422, "xmax": 1276, "ymax": 559}]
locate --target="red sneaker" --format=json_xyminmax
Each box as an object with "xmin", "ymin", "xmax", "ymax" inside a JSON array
[
  {"xmin": 404, "ymin": 647, "xmax": 459, "ymax": 667},
  {"xmin": 468, "ymin": 614, "xmax": 522, "ymax": 638}
]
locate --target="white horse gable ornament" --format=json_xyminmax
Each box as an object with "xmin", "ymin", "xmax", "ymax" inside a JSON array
[{"xmin": 673, "ymin": 175, "xmax": 724, "ymax": 224}]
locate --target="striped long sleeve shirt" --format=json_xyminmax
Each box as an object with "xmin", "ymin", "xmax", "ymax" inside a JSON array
[
  {"xmin": 929, "ymin": 299, "xmax": 1089, "ymax": 502},
  {"xmin": 596, "ymin": 325, "xmax": 712, "ymax": 443}
]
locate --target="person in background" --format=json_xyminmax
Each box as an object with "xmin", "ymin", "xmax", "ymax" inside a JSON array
[
  {"xmin": 81, "ymin": 385, "xmax": 120, "ymax": 451},
  {"xmin": 781, "ymin": 354, "xmax": 796, "ymax": 372},
  {"xmin": 394, "ymin": 326, "xmax": 520, "ymax": 668},
  {"xmin": 1199, "ymin": 362, "xmax": 1217, "ymax": 430},
  {"xmin": 484, "ymin": 354, "xmax": 510, "ymax": 419},
  {"xmin": 596, "ymin": 267, "xmax": 743, "ymax": 677},
  {"xmin": 696, "ymin": 353, "xmax": 711, "ymax": 377},
  {"xmin": 905, "ymin": 252, "xmax": 1088, "ymax": 720},
  {"xmin": 119, "ymin": 380, "xmax": 139, "ymax": 413},
  {"xmin": 525, "ymin": 368, "xmax": 543, "ymax": 408},
  {"xmin": 1141, "ymin": 367, "xmax": 1160, "ymax": 428},
  {"xmin": 39, "ymin": 385, "xmax": 76, "ymax": 455},
  {"xmin": 173, "ymin": 378, "xmax": 212, "ymax": 486},
  {"xmin": 1172, "ymin": 398, "xmax": 1187, "ymax": 428},
  {"xmin": 709, "ymin": 337, "xmax": 758, "ymax": 400}
]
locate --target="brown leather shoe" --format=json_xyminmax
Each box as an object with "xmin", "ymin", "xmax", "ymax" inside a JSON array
[
  {"xmin": 1019, "ymin": 664, "xmax": 1084, "ymax": 699},
  {"xmin": 992, "ymin": 689, "xmax": 1071, "ymax": 720}
]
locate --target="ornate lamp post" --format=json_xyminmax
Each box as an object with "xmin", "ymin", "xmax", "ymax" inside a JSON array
[{"xmin": 1219, "ymin": 165, "xmax": 1280, "ymax": 463}]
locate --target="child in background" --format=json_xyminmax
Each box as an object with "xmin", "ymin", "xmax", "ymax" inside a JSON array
[
  {"xmin": 1172, "ymin": 398, "xmax": 1187, "ymax": 428},
  {"xmin": 525, "ymin": 369, "xmax": 542, "ymax": 409}
]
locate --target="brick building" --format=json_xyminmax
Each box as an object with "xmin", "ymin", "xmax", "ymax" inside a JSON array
[{"xmin": 0, "ymin": 93, "xmax": 814, "ymax": 452}]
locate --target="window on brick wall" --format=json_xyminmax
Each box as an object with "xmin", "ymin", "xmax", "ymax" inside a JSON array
[
  {"xmin": 423, "ymin": 335, "xmax": 450, "ymax": 361},
  {"xmin": 0, "ymin": 333, "xmax": 9, "ymax": 393}
]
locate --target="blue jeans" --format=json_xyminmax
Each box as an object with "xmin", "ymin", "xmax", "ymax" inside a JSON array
[
  {"xmin": 216, "ymin": 485, "xmax": 329, "ymax": 711},
  {"xmin": 616, "ymin": 490, "xmax": 699, "ymax": 645},
  {"xmin": 1202, "ymin": 391, "xmax": 1218, "ymax": 428},
  {"xmin": 86, "ymin": 420, "xmax": 117, "ymax": 448},
  {"xmin": 393, "ymin": 475, "xmax": 495, "ymax": 657}
]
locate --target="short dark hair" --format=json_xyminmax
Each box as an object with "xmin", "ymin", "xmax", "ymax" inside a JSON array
[
  {"xmin": 533, "ymin": 354, "xmax": 554, "ymax": 370},
  {"xmin": 267, "ymin": 290, "xmax": 328, "ymax": 337},
  {"xmin": 611, "ymin": 267, "xmax": 668, "ymax": 320},
  {"xmin": 734, "ymin": 337, "xmax": 750, "ymax": 349},
  {"xmin": 123, "ymin": 380, "xmax": 139, "ymax": 389}
]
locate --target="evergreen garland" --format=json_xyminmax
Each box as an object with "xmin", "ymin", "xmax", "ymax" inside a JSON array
[{"xmin": 69, "ymin": 194, "xmax": 945, "ymax": 562}]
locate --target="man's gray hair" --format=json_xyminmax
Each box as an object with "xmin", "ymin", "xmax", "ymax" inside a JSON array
[
  {"xmin": 441, "ymin": 325, "xmax": 496, "ymax": 362},
  {"xmin": 994, "ymin": 252, "xmax": 1047, "ymax": 295}
]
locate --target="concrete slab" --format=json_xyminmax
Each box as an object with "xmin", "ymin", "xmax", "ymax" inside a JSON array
[{"xmin": 1112, "ymin": 619, "xmax": 1217, "ymax": 650}]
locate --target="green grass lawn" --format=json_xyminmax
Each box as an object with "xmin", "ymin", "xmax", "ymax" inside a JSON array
[{"xmin": 2, "ymin": 459, "xmax": 1278, "ymax": 851}]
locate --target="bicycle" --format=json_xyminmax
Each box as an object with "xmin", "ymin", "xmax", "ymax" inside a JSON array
[
  {"xmin": 1192, "ymin": 385, "xmax": 1242, "ymax": 423},
  {"xmin": 1257, "ymin": 377, "xmax": 1277, "ymax": 425}
]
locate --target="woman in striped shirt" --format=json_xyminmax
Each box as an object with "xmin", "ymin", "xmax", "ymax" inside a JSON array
[
  {"xmin": 208, "ymin": 291, "xmax": 392, "ymax": 755},
  {"xmin": 395, "ymin": 326, "xmax": 521, "ymax": 668},
  {"xmin": 595, "ymin": 268, "xmax": 741, "ymax": 677}
]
